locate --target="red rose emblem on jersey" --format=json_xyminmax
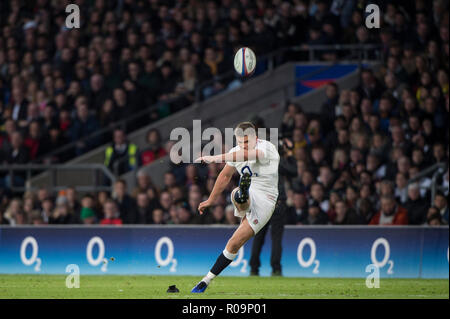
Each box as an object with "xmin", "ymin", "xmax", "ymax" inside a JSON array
[{"xmin": 253, "ymin": 219, "xmax": 258, "ymax": 225}]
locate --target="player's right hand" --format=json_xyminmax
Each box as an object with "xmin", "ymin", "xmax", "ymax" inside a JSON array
[{"xmin": 198, "ymin": 199, "xmax": 212, "ymax": 215}]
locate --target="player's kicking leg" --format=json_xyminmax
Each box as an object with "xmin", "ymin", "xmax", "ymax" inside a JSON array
[{"xmin": 192, "ymin": 173, "xmax": 253, "ymax": 293}]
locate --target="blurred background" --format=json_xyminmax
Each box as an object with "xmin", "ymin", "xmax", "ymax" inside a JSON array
[{"xmin": 0, "ymin": 0, "xmax": 448, "ymax": 229}]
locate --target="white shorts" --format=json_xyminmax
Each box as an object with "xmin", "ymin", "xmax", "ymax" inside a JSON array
[{"xmin": 233, "ymin": 188, "xmax": 278, "ymax": 234}]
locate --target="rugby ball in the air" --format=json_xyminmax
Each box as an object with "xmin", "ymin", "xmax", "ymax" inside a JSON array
[{"xmin": 234, "ymin": 47, "xmax": 256, "ymax": 76}]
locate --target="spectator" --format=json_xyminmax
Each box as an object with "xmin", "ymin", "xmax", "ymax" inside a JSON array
[
  {"xmin": 158, "ymin": 61, "xmax": 178, "ymax": 101},
  {"xmin": 326, "ymin": 190, "xmax": 341, "ymax": 223},
  {"xmin": 404, "ymin": 183, "xmax": 429, "ymax": 225},
  {"xmin": 318, "ymin": 165, "xmax": 335, "ymax": 194},
  {"xmin": 49, "ymin": 196, "xmax": 77, "ymax": 224},
  {"xmin": 369, "ymin": 195, "xmax": 408, "ymax": 225},
  {"xmin": 79, "ymin": 193, "xmax": 96, "ymax": 218},
  {"xmin": 163, "ymin": 172, "xmax": 178, "ymax": 191},
  {"xmin": 210, "ymin": 205, "xmax": 226, "ymax": 224},
  {"xmin": 1, "ymin": 131, "xmax": 29, "ymax": 188},
  {"xmin": 112, "ymin": 179, "xmax": 136, "ymax": 224},
  {"xmin": 309, "ymin": 182, "xmax": 329, "ymax": 212},
  {"xmin": 355, "ymin": 197, "xmax": 375, "ymax": 224},
  {"xmin": 426, "ymin": 206, "xmax": 443, "ymax": 225},
  {"xmin": 394, "ymin": 172, "xmax": 409, "ymax": 204},
  {"xmin": 304, "ymin": 202, "xmax": 329, "ymax": 225},
  {"xmin": 40, "ymin": 197, "xmax": 54, "ymax": 224},
  {"xmin": 390, "ymin": 125, "xmax": 412, "ymax": 156},
  {"xmin": 411, "ymin": 147, "xmax": 428, "ymax": 171},
  {"xmin": 134, "ymin": 192, "xmax": 154, "ymax": 224},
  {"xmin": 111, "ymin": 88, "xmax": 131, "ymax": 122},
  {"xmin": 65, "ymin": 187, "xmax": 81, "ymax": 220},
  {"xmin": 333, "ymin": 200, "xmax": 363, "ymax": 225},
  {"xmin": 0, "ymin": 205, "xmax": 10, "ymax": 224},
  {"xmin": 80, "ymin": 207, "xmax": 97, "ymax": 225},
  {"xmin": 185, "ymin": 164, "xmax": 201, "ymax": 187},
  {"xmin": 377, "ymin": 180, "xmax": 395, "ymax": 207},
  {"xmin": 95, "ymin": 191, "xmax": 109, "ymax": 218},
  {"xmin": 188, "ymin": 190, "xmax": 203, "ymax": 215},
  {"xmin": 158, "ymin": 191, "xmax": 173, "ymax": 216},
  {"xmin": 170, "ymin": 186, "xmax": 185, "ymax": 203},
  {"xmin": 152, "ymin": 208, "xmax": 165, "ymax": 224},
  {"xmin": 88, "ymin": 74, "xmax": 110, "ymax": 111},
  {"xmin": 131, "ymin": 169, "xmax": 154, "ymax": 198},
  {"xmin": 70, "ymin": 102, "xmax": 100, "ymax": 155},
  {"xmin": 23, "ymin": 120, "xmax": 45, "ymax": 160},
  {"xmin": 366, "ymin": 152, "xmax": 386, "ymax": 180},
  {"xmin": 324, "ymin": 116, "xmax": 347, "ymax": 152},
  {"xmin": 100, "ymin": 200, "xmax": 123, "ymax": 225},
  {"xmin": 357, "ymin": 69, "xmax": 383, "ymax": 102},
  {"xmin": 167, "ymin": 205, "xmax": 179, "ymax": 224},
  {"xmin": 104, "ymin": 128, "xmax": 138, "ymax": 176},
  {"xmin": 139, "ymin": 128, "xmax": 167, "ymax": 166},
  {"xmin": 431, "ymin": 142, "xmax": 447, "ymax": 164},
  {"xmin": 176, "ymin": 201, "xmax": 201, "ymax": 224},
  {"xmin": 433, "ymin": 192, "xmax": 448, "ymax": 225},
  {"xmin": 29, "ymin": 210, "xmax": 46, "ymax": 225},
  {"xmin": 3, "ymin": 198, "xmax": 24, "ymax": 226},
  {"xmin": 99, "ymin": 99, "xmax": 115, "ymax": 128},
  {"xmin": 9, "ymin": 86, "xmax": 29, "ymax": 124},
  {"xmin": 41, "ymin": 124, "xmax": 70, "ymax": 163},
  {"xmin": 320, "ymin": 82, "xmax": 339, "ymax": 132},
  {"xmin": 345, "ymin": 185, "xmax": 359, "ymax": 210},
  {"xmin": 332, "ymin": 148, "xmax": 349, "ymax": 171}
]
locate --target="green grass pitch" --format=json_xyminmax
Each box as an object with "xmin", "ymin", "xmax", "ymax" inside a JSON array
[{"xmin": 0, "ymin": 275, "xmax": 447, "ymax": 299}]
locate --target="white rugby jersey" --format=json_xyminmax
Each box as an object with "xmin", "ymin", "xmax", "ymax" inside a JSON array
[{"xmin": 226, "ymin": 139, "xmax": 280, "ymax": 198}]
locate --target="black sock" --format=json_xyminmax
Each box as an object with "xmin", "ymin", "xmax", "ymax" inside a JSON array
[{"xmin": 210, "ymin": 253, "xmax": 233, "ymax": 276}]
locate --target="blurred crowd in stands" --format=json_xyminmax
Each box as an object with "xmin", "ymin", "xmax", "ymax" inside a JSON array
[{"xmin": 0, "ymin": 0, "xmax": 449, "ymax": 226}]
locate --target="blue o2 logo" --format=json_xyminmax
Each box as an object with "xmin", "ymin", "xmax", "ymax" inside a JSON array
[
  {"xmin": 86, "ymin": 236, "xmax": 108, "ymax": 272},
  {"xmin": 371, "ymin": 238, "xmax": 394, "ymax": 275},
  {"xmin": 297, "ymin": 238, "xmax": 320, "ymax": 274},
  {"xmin": 155, "ymin": 236, "xmax": 177, "ymax": 272},
  {"xmin": 20, "ymin": 236, "xmax": 41, "ymax": 272}
]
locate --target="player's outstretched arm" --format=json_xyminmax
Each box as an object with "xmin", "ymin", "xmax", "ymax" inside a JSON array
[
  {"xmin": 197, "ymin": 164, "xmax": 235, "ymax": 215},
  {"xmin": 195, "ymin": 149, "xmax": 265, "ymax": 164}
]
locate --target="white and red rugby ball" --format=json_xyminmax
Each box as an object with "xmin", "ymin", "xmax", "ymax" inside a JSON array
[{"xmin": 234, "ymin": 47, "xmax": 256, "ymax": 76}]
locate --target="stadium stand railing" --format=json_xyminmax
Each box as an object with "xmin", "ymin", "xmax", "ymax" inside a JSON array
[{"xmin": 407, "ymin": 162, "xmax": 448, "ymax": 204}]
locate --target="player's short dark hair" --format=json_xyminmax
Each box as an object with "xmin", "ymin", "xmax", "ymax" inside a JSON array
[{"xmin": 234, "ymin": 122, "xmax": 256, "ymax": 137}]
